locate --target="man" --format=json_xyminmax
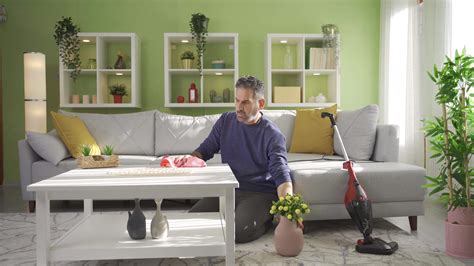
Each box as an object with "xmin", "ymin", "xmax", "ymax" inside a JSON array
[{"xmin": 179, "ymin": 75, "xmax": 296, "ymax": 243}]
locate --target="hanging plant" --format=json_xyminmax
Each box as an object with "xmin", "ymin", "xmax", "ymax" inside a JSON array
[
  {"xmin": 189, "ymin": 13, "xmax": 210, "ymax": 76},
  {"xmin": 53, "ymin": 16, "xmax": 81, "ymax": 81}
]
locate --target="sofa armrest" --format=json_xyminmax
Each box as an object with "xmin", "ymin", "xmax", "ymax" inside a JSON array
[
  {"xmin": 371, "ymin": 124, "xmax": 399, "ymax": 162},
  {"xmin": 18, "ymin": 139, "xmax": 42, "ymax": 201}
]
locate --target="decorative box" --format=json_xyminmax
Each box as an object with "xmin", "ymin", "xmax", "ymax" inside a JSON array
[
  {"xmin": 211, "ymin": 60, "xmax": 225, "ymax": 69},
  {"xmin": 273, "ymin": 86, "xmax": 301, "ymax": 103}
]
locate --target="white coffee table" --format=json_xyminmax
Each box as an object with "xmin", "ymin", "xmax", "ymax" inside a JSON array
[{"xmin": 27, "ymin": 165, "xmax": 239, "ymax": 266}]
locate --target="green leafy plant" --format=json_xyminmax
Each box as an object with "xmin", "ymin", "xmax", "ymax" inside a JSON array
[
  {"xmin": 102, "ymin": 145, "xmax": 114, "ymax": 156},
  {"xmin": 269, "ymin": 193, "xmax": 310, "ymax": 223},
  {"xmin": 189, "ymin": 13, "xmax": 209, "ymax": 76},
  {"xmin": 80, "ymin": 144, "xmax": 92, "ymax": 157},
  {"xmin": 181, "ymin": 50, "xmax": 195, "ymax": 60},
  {"xmin": 424, "ymin": 48, "xmax": 473, "ymax": 210},
  {"xmin": 109, "ymin": 84, "xmax": 128, "ymax": 96},
  {"xmin": 53, "ymin": 16, "xmax": 81, "ymax": 81}
]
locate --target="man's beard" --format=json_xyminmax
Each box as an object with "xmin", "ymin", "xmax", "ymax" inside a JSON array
[{"xmin": 236, "ymin": 110, "xmax": 259, "ymax": 124}]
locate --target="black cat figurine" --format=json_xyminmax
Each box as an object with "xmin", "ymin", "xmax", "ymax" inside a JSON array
[{"xmin": 127, "ymin": 198, "xmax": 146, "ymax": 240}]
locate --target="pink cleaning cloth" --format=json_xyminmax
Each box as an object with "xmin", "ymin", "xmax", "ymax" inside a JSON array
[{"xmin": 160, "ymin": 155, "xmax": 207, "ymax": 168}]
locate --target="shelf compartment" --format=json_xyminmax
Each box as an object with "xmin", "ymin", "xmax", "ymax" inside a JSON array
[
  {"xmin": 98, "ymin": 72, "xmax": 132, "ymax": 104},
  {"xmin": 62, "ymin": 73, "xmax": 97, "ymax": 105},
  {"xmin": 169, "ymin": 42, "xmax": 197, "ymax": 69},
  {"xmin": 50, "ymin": 213, "xmax": 225, "ymax": 261},
  {"xmin": 204, "ymin": 42, "xmax": 235, "ymax": 69},
  {"xmin": 170, "ymin": 73, "xmax": 201, "ymax": 104},
  {"xmin": 98, "ymin": 36, "xmax": 132, "ymax": 70},
  {"xmin": 203, "ymin": 75, "xmax": 234, "ymax": 104}
]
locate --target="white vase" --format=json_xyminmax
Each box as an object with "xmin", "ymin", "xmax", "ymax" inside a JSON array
[
  {"xmin": 315, "ymin": 93, "xmax": 327, "ymax": 103},
  {"xmin": 151, "ymin": 198, "xmax": 169, "ymax": 239}
]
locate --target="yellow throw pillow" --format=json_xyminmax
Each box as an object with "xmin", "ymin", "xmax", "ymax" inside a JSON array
[
  {"xmin": 50, "ymin": 112, "xmax": 101, "ymax": 158},
  {"xmin": 289, "ymin": 105, "xmax": 337, "ymax": 155}
]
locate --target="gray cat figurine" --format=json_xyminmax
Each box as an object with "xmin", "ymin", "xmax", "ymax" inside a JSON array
[{"xmin": 127, "ymin": 198, "xmax": 146, "ymax": 240}]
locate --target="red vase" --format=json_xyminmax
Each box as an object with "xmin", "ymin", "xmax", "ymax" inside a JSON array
[
  {"xmin": 445, "ymin": 207, "xmax": 474, "ymax": 259},
  {"xmin": 273, "ymin": 217, "xmax": 304, "ymax": 257},
  {"xmin": 188, "ymin": 83, "xmax": 198, "ymax": 103},
  {"xmin": 113, "ymin": 95, "xmax": 123, "ymax": 103}
]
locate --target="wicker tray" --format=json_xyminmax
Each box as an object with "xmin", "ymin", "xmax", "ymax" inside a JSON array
[{"xmin": 77, "ymin": 155, "xmax": 119, "ymax": 169}]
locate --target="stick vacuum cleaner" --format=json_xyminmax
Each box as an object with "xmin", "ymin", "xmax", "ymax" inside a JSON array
[{"xmin": 321, "ymin": 112, "xmax": 398, "ymax": 255}]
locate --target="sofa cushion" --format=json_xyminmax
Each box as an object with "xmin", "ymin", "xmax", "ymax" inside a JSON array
[
  {"xmin": 51, "ymin": 112, "xmax": 101, "ymax": 158},
  {"xmin": 155, "ymin": 111, "xmax": 220, "ymax": 156},
  {"xmin": 261, "ymin": 110, "xmax": 296, "ymax": 151},
  {"xmin": 289, "ymin": 105, "xmax": 337, "ymax": 155},
  {"xmin": 290, "ymin": 161, "xmax": 426, "ymax": 204},
  {"xmin": 334, "ymin": 104, "xmax": 379, "ymax": 160},
  {"xmin": 26, "ymin": 130, "xmax": 71, "ymax": 165},
  {"xmin": 59, "ymin": 110, "xmax": 155, "ymax": 156}
]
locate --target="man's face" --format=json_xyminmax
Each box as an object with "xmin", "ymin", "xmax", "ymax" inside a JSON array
[{"xmin": 235, "ymin": 87, "xmax": 264, "ymax": 124}]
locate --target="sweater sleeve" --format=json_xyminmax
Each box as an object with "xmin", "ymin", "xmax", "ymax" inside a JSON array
[
  {"xmin": 267, "ymin": 133, "xmax": 292, "ymax": 188},
  {"xmin": 195, "ymin": 114, "xmax": 224, "ymax": 161}
]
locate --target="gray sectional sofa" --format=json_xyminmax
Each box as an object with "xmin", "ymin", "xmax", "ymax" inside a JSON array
[{"xmin": 18, "ymin": 108, "xmax": 426, "ymax": 230}]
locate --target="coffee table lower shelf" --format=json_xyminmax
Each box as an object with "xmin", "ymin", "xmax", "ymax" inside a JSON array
[{"xmin": 50, "ymin": 212, "xmax": 226, "ymax": 262}]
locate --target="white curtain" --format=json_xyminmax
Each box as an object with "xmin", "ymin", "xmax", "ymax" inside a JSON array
[{"xmin": 379, "ymin": 0, "xmax": 424, "ymax": 166}]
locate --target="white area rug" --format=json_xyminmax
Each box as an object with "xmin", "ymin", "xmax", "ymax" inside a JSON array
[{"xmin": 0, "ymin": 212, "xmax": 467, "ymax": 265}]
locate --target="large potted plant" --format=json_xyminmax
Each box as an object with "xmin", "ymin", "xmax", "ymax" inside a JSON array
[
  {"xmin": 189, "ymin": 13, "xmax": 209, "ymax": 76},
  {"xmin": 53, "ymin": 16, "xmax": 81, "ymax": 81},
  {"xmin": 424, "ymin": 48, "xmax": 473, "ymax": 258}
]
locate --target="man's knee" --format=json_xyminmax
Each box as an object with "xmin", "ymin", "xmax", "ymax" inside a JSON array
[{"xmin": 235, "ymin": 218, "xmax": 267, "ymax": 243}]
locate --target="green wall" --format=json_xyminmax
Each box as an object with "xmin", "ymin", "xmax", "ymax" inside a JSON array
[{"xmin": 0, "ymin": 0, "xmax": 380, "ymax": 184}]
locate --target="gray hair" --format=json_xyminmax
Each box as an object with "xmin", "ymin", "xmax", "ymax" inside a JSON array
[{"xmin": 235, "ymin": 75, "xmax": 264, "ymax": 99}]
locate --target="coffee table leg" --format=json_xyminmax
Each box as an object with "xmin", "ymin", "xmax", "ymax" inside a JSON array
[
  {"xmin": 225, "ymin": 188, "xmax": 235, "ymax": 266},
  {"xmin": 84, "ymin": 199, "xmax": 93, "ymax": 217},
  {"xmin": 36, "ymin": 192, "xmax": 50, "ymax": 266}
]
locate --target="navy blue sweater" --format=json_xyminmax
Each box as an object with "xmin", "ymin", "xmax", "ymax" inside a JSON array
[{"xmin": 196, "ymin": 112, "xmax": 291, "ymax": 194}]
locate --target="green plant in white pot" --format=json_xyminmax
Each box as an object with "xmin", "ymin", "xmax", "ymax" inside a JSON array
[
  {"xmin": 424, "ymin": 48, "xmax": 473, "ymax": 258},
  {"xmin": 181, "ymin": 51, "xmax": 195, "ymax": 69}
]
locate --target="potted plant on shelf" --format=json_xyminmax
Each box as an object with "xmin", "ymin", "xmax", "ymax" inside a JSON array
[
  {"xmin": 181, "ymin": 51, "xmax": 195, "ymax": 69},
  {"xmin": 189, "ymin": 13, "xmax": 209, "ymax": 76},
  {"xmin": 109, "ymin": 84, "xmax": 128, "ymax": 104},
  {"xmin": 53, "ymin": 16, "xmax": 81, "ymax": 81},
  {"xmin": 424, "ymin": 48, "xmax": 473, "ymax": 259},
  {"xmin": 270, "ymin": 193, "xmax": 310, "ymax": 257}
]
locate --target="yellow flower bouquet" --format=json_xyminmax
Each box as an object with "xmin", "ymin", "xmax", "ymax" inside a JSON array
[{"xmin": 269, "ymin": 193, "xmax": 311, "ymax": 223}]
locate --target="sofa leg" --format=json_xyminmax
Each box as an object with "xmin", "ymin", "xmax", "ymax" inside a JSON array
[
  {"xmin": 28, "ymin": 201, "xmax": 36, "ymax": 213},
  {"xmin": 408, "ymin": 216, "xmax": 417, "ymax": 231}
]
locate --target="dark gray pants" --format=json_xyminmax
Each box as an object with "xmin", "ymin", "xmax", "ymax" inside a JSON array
[{"xmin": 189, "ymin": 190, "xmax": 278, "ymax": 243}]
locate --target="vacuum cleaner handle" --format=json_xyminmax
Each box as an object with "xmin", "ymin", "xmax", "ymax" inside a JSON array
[
  {"xmin": 321, "ymin": 112, "xmax": 336, "ymax": 127},
  {"xmin": 321, "ymin": 112, "xmax": 350, "ymax": 162}
]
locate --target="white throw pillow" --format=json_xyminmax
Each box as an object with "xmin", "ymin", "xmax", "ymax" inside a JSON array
[
  {"xmin": 26, "ymin": 130, "xmax": 71, "ymax": 165},
  {"xmin": 59, "ymin": 110, "xmax": 156, "ymax": 155},
  {"xmin": 155, "ymin": 111, "xmax": 221, "ymax": 156},
  {"xmin": 261, "ymin": 110, "xmax": 296, "ymax": 151},
  {"xmin": 334, "ymin": 105, "xmax": 379, "ymax": 160}
]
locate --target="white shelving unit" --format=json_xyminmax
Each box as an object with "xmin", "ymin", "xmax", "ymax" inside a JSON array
[
  {"xmin": 164, "ymin": 33, "xmax": 239, "ymax": 108},
  {"xmin": 59, "ymin": 32, "xmax": 141, "ymax": 108},
  {"xmin": 265, "ymin": 33, "xmax": 340, "ymax": 107}
]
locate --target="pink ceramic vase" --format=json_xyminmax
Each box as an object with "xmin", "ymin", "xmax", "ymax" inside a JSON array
[
  {"xmin": 273, "ymin": 217, "xmax": 304, "ymax": 257},
  {"xmin": 445, "ymin": 207, "xmax": 474, "ymax": 259}
]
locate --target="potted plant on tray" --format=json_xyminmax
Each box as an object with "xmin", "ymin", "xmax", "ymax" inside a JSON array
[
  {"xmin": 424, "ymin": 48, "xmax": 473, "ymax": 259},
  {"xmin": 270, "ymin": 193, "xmax": 310, "ymax": 257},
  {"xmin": 181, "ymin": 50, "xmax": 195, "ymax": 69},
  {"xmin": 189, "ymin": 13, "xmax": 209, "ymax": 76},
  {"xmin": 53, "ymin": 16, "xmax": 81, "ymax": 81},
  {"xmin": 109, "ymin": 84, "xmax": 128, "ymax": 103}
]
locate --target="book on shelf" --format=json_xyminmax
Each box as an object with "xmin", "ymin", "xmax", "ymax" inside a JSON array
[{"xmin": 309, "ymin": 48, "xmax": 336, "ymax": 69}]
